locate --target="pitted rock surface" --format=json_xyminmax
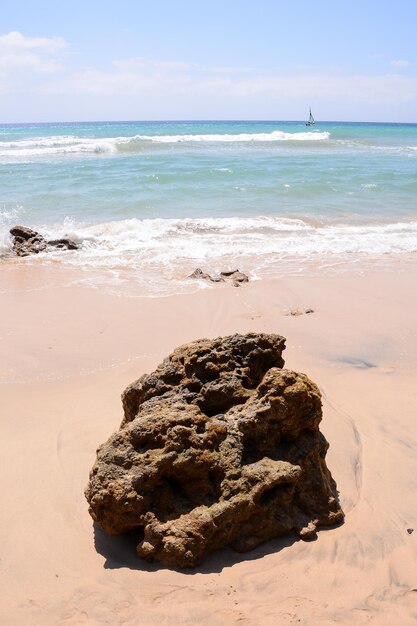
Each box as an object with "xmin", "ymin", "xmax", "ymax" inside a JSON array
[
  {"xmin": 9, "ymin": 225, "xmax": 79, "ymax": 256},
  {"xmin": 86, "ymin": 333, "xmax": 344, "ymax": 568},
  {"xmin": 188, "ymin": 268, "xmax": 249, "ymax": 285}
]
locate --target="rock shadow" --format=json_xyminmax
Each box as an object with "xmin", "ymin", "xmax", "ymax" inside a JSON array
[
  {"xmin": 94, "ymin": 524, "xmax": 158, "ymax": 573},
  {"xmin": 93, "ymin": 523, "xmax": 304, "ymax": 574}
]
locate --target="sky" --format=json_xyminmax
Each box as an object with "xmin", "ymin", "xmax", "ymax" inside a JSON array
[{"xmin": 1, "ymin": 0, "xmax": 417, "ymax": 123}]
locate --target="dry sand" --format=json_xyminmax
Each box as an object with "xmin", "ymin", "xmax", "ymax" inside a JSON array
[{"xmin": 1, "ymin": 263, "xmax": 416, "ymax": 625}]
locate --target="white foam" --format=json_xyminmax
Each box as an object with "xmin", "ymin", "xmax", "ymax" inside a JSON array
[
  {"xmin": 141, "ymin": 131, "xmax": 330, "ymax": 143},
  {"xmin": 0, "ymin": 130, "xmax": 330, "ymax": 159},
  {"xmin": 3, "ymin": 215, "xmax": 417, "ymax": 294},
  {"xmin": 1, "ymin": 131, "xmax": 416, "ymax": 161},
  {"xmin": 28, "ymin": 215, "xmax": 417, "ymax": 268},
  {"xmin": 0, "ymin": 206, "xmax": 24, "ymax": 255},
  {"xmin": 0, "ymin": 135, "xmax": 124, "ymax": 158}
]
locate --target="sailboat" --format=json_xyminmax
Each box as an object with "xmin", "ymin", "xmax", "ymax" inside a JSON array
[{"xmin": 305, "ymin": 108, "xmax": 315, "ymax": 126}]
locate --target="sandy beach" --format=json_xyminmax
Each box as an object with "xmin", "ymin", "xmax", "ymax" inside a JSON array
[
  {"xmin": 1, "ymin": 262, "xmax": 416, "ymax": 625},
  {"xmin": 1, "ymin": 2, "xmax": 417, "ymax": 622}
]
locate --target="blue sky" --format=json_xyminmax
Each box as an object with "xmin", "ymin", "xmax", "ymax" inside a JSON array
[{"xmin": 1, "ymin": 0, "xmax": 416, "ymax": 122}]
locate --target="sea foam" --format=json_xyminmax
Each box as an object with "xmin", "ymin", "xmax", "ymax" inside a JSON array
[
  {"xmin": 3, "ymin": 214, "xmax": 415, "ymax": 262},
  {"xmin": 140, "ymin": 130, "xmax": 330, "ymax": 143},
  {"xmin": 0, "ymin": 130, "xmax": 330, "ymax": 159},
  {"xmin": 0, "ymin": 135, "xmax": 122, "ymax": 158},
  {"xmin": 2, "ymin": 215, "xmax": 416, "ymax": 294}
]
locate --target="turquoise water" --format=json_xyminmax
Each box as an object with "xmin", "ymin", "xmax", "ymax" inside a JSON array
[{"xmin": 1, "ymin": 120, "xmax": 416, "ymax": 292}]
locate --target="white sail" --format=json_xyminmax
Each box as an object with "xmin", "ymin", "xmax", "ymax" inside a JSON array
[{"xmin": 306, "ymin": 108, "xmax": 315, "ymax": 126}]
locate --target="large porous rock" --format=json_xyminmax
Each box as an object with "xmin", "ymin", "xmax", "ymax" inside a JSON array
[
  {"xmin": 85, "ymin": 333, "xmax": 344, "ymax": 568},
  {"xmin": 9, "ymin": 225, "xmax": 79, "ymax": 256}
]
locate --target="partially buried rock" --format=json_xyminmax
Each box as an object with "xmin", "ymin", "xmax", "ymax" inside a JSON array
[
  {"xmin": 286, "ymin": 308, "xmax": 315, "ymax": 317},
  {"xmin": 47, "ymin": 238, "xmax": 79, "ymax": 251},
  {"xmin": 220, "ymin": 269, "xmax": 249, "ymax": 284},
  {"xmin": 9, "ymin": 225, "xmax": 79, "ymax": 257},
  {"xmin": 188, "ymin": 268, "xmax": 223, "ymax": 283},
  {"xmin": 189, "ymin": 267, "xmax": 249, "ymax": 286},
  {"xmin": 86, "ymin": 333, "xmax": 344, "ymax": 568}
]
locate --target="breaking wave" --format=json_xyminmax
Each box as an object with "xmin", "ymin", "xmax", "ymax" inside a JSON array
[
  {"xmin": 2, "ymin": 214, "xmax": 416, "ymax": 263},
  {"xmin": 135, "ymin": 130, "xmax": 331, "ymax": 143},
  {"xmin": 0, "ymin": 130, "xmax": 330, "ymax": 158},
  {"xmin": 2, "ymin": 213, "xmax": 416, "ymax": 294}
]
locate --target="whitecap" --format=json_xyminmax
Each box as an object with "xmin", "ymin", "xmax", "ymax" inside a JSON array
[
  {"xmin": 0, "ymin": 130, "xmax": 330, "ymax": 160},
  {"xmin": 142, "ymin": 130, "xmax": 330, "ymax": 143}
]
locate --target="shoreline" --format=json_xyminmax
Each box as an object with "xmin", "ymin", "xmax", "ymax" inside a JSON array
[
  {"xmin": 1, "ymin": 262, "xmax": 416, "ymax": 624},
  {"xmin": 1, "ymin": 243, "xmax": 416, "ymax": 299}
]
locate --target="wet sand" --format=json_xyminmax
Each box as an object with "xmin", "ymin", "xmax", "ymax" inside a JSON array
[{"xmin": 1, "ymin": 264, "xmax": 416, "ymax": 625}]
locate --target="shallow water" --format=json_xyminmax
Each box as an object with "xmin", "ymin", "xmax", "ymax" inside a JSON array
[{"xmin": 1, "ymin": 120, "xmax": 416, "ymax": 294}]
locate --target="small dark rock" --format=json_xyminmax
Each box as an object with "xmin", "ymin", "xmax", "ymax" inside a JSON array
[
  {"xmin": 189, "ymin": 268, "xmax": 249, "ymax": 286},
  {"xmin": 47, "ymin": 238, "xmax": 79, "ymax": 251},
  {"xmin": 188, "ymin": 268, "xmax": 222, "ymax": 283},
  {"xmin": 9, "ymin": 225, "xmax": 79, "ymax": 257},
  {"xmin": 219, "ymin": 269, "xmax": 239, "ymax": 277},
  {"xmin": 407, "ymin": 528, "xmax": 414, "ymax": 535},
  {"xmin": 14, "ymin": 238, "xmax": 48, "ymax": 257},
  {"xmin": 220, "ymin": 270, "xmax": 249, "ymax": 284},
  {"xmin": 286, "ymin": 308, "xmax": 315, "ymax": 317},
  {"xmin": 9, "ymin": 225, "xmax": 39, "ymax": 241}
]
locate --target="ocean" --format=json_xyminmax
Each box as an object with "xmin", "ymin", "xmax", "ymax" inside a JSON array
[{"xmin": 1, "ymin": 120, "xmax": 416, "ymax": 294}]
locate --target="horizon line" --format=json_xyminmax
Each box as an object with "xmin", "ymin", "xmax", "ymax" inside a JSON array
[{"xmin": 1, "ymin": 118, "xmax": 417, "ymax": 126}]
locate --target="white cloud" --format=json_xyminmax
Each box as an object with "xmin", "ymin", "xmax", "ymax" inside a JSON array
[
  {"xmin": 390, "ymin": 59, "xmax": 411, "ymax": 68},
  {"xmin": 1, "ymin": 35, "xmax": 417, "ymax": 120},
  {"xmin": 0, "ymin": 31, "xmax": 65, "ymax": 52},
  {"xmin": 0, "ymin": 31, "xmax": 66, "ymax": 74},
  {"xmin": 39, "ymin": 58, "xmax": 417, "ymax": 108}
]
